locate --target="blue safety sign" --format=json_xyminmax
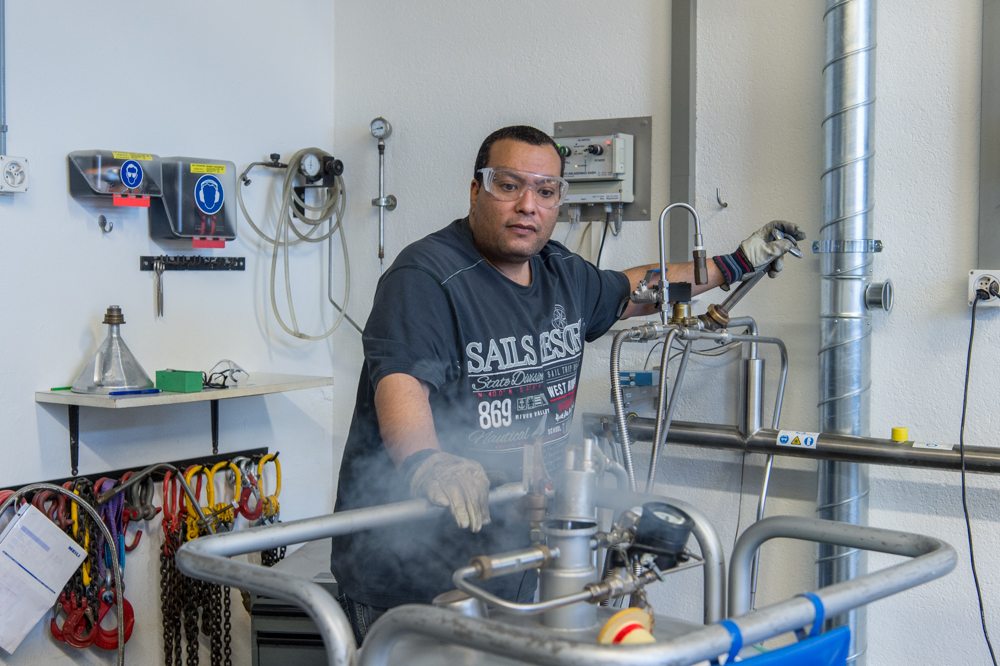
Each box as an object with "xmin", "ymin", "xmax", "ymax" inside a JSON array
[
  {"xmin": 194, "ymin": 174, "xmax": 224, "ymax": 216},
  {"xmin": 120, "ymin": 160, "xmax": 143, "ymax": 190},
  {"xmin": 776, "ymin": 430, "xmax": 819, "ymax": 450}
]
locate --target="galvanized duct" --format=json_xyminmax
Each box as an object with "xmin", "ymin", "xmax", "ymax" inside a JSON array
[{"xmin": 817, "ymin": 0, "xmax": 878, "ymax": 663}]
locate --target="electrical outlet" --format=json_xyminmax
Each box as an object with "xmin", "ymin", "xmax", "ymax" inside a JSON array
[
  {"xmin": 968, "ymin": 270, "xmax": 1000, "ymax": 307},
  {"xmin": 0, "ymin": 156, "xmax": 29, "ymax": 194}
]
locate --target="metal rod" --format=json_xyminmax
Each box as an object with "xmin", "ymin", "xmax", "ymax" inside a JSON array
[
  {"xmin": 584, "ymin": 415, "xmax": 1000, "ymax": 474},
  {"xmin": 719, "ymin": 271, "xmax": 766, "ymax": 313},
  {"xmin": 378, "ymin": 140, "xmax": 385, "ymax": 274},
  {"xmin": 176, "ymin": 483, "xmax": 527, "ymax": 666},
  {"xmin": 647, "ymin": 335, "xmax": 691, "ymax": 492},
  {"xmin": 0, "ymin": 484, "xmax": 126, "ymax": 666},
  {"xmin": 0, "ymin": 0, "xmax": 6, "ymax": 156}
]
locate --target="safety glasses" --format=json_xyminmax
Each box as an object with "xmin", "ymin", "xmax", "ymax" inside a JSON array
[{"xmin": 478, "ymin": 167, "xmax": 569, "ymax": 209}]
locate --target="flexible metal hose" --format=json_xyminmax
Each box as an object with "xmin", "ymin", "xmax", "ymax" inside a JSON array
[{"xmin": 610, "ymin": 329, "xmax": 637, "ymax": 491}]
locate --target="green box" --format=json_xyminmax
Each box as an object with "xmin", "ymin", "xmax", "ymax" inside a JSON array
[{"xmin": 156, "ymin": 370, "xmax": 203, "ymax": 393}]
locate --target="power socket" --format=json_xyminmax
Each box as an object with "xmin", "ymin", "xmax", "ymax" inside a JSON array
[
  {"xmin": 0, "ymin": 156, "xmax": 29, "ymax": 194},
  {"xmin": 968, "ymin": 270, "xmax": 1000, "ymax": 307}
]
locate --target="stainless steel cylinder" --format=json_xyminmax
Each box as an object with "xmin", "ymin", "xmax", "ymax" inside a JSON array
[
  {"xmin": 431, "ymin": 589, "xmax": 489, "ymax": 619},
  {"xmin": 818, "ymin": 0, "xmax": 876, "ymax": 662},
  {"xmin": 540, "ymin": 520, "xmax": 599, "ymax": 629},
  {"xmin": 740, "ymin": 358, "xmax": 764, "ymax": 437}
]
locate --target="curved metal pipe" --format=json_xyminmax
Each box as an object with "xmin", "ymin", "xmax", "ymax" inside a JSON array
[
  {"xmin": 658, "ymin": 203, "xmax": 706, "ymax": 315},
  {"xmin": 730, "ymin": 516, "xmax": 956, "ymax": 618},
  {"xmin": 647, "ymin": 329, "xmax": 682, "ymax": 491},
  {"xmin": 596, "ymin": 487, "xmax": 725, "ymax": 624},
  {"xmin": 610, "ymin": 329, "xmax": 637, "ymax": 490},
  {"xmin": 177, "ymin": 483, "xmax": 527, "ymax": 666},
  {"xmin": 0, "ymin": 484, "xmax": 125, "ymax": 666}
]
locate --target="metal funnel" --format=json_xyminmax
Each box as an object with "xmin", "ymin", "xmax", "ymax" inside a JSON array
[{"xmin": 71, "ymin": 306, "xmax": 154, "ymax": 394}]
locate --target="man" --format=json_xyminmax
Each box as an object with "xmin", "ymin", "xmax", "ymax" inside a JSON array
[{"xmin": 330, "ymin": 125, "xmax": 803, "ymax": 644}]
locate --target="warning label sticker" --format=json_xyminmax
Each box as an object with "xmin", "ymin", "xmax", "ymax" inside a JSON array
[
  {"xmin": 776, "ymin": 430, "xmax": 819, "ymax": 449},
  {"xmin": 912, "ymin": 441, "xmax": 955, "ymax": 451},
  {"xmin": 112, "ymin": 151, "xmax": 153, "ymax": 161},
  {"xmin": 190, "ymin": 163, "xmax": 226, "ymax": 174}
]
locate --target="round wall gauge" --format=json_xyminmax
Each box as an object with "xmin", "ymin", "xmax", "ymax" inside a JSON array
[
  {"xmin": 370, "ymin": 117, "xmax": 392, "ymax": 140},
  {"xmin": 300, "ymin": 153, "xmax": 322, "ymax": 179}
]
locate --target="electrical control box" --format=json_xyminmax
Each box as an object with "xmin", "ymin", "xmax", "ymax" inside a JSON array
[
  {"xmin": 68, "ymin": 150, "xmax": 162, "ymax": 206},
  {"xmin": 555, "ymin": 133, "xmax": 634, "ymax": 205},
  {"xmin": 149, "ymin": 157, "xmax": 237, "ymax": 248}
]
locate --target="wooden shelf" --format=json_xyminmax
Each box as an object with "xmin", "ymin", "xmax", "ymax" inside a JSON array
[{"xmin": 35, "ymin": 373, "xmax": 333, "ymax": 476}]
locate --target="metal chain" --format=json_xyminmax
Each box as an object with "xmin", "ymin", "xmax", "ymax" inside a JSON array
[{"xmin": 222, "ymin": 587, "xmax": 232, "ymax": 666}]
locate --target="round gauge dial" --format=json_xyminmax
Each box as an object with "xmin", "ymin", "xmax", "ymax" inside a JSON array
[
  {"xmin": 300, "ymin": 153, "xmax": 322, "ymax": 178},
  {"xmin": 370, "ymin": 117, "xmax": 392, "ymax": 139}
]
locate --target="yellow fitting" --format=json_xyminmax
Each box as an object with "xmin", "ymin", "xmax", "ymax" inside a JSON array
[
  {"xmin": 258, "ymin": 454, "xmax": 281, "ymax": 498},
  {"xmin": 891, "ymin": 427, "xmax": 909, "ymax": 442},
  {"xmin": 598, "ymin": 608, "xmax": 656, "ymax": 645},
  {"xmin": 184, "ymin": 466, "xmax": 214, "ymax": 520}
]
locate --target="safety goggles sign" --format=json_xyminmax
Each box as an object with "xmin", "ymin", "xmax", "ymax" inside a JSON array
[
  {"xmin": 194, "ymin": 174, "xmax": 224, "ymax": 215},
  {"xmin": 120, "ymin": 159, "xmax": 143, "ymax": 190},
  {"xmin": 777, "ymin": 430, "xmax": 819, "ymax": 449}
]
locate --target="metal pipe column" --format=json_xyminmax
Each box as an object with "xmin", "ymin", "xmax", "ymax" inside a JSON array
[
  {"xmin": 818, "ymin": 0, "xmax": 877, "ymax": 662},
  {"xmin": 1, "ymin": 0, "xmax": 7, "ymax": 155}
]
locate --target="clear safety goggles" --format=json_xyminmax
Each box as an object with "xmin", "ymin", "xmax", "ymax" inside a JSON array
[{"xmin": 477, "ymin": 167, "xmax": 569, "ymax": 209}]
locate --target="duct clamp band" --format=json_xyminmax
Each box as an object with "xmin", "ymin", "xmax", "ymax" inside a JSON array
[{"xmin": 812, "ymin": 239, "xmax": 883, "ymax": 253}]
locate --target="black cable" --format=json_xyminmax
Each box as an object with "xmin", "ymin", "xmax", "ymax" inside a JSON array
[
  {"xmin": 961, "ymin": 291, "xmax": 998, "ymax": 666},
  {"xmin": 514, "ymin": 570, "xmax": 528, "ymax": 603},
  {"xmin": 596, "ymin": 218, "xmax": 611, "ymax": 268}
]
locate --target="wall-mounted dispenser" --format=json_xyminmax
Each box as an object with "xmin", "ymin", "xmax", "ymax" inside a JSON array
[
  {"xmin": 68, "ymin": 150, "xmax": 162, "ymax": 207},
  {"xmin": 149, "ymin": 157, "xmax": 237, "ymax": 248}
]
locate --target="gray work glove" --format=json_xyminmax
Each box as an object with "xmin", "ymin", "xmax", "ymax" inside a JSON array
[
  {"xmin": 408, "ymin": 451, "xmax": 491, "ymax": 532},
  {"xmin": 713, "ymin": 220, "xmax": 806, "ymax": 286}
]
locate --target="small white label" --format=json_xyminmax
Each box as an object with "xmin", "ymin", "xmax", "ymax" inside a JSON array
[
  {"xmin": 777, "ymin": 430, "xmax": 819, "ymax": 449},
  {"xmin": 912, "ymin": 441, "xmax": 955, "ymax": 451}
]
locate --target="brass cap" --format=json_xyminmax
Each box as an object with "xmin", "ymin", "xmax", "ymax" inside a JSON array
[{"xmin": 103, "ymin": 306, "xmax": 125, "ymax": 325}]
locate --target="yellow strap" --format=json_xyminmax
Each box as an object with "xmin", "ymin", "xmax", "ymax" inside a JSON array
[{"xmin": 258, "ymin": 454, "xmax": 282, "ymax": 498}]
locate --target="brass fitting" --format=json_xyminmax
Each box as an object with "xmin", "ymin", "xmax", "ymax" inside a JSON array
[
  {"xmin": 103, "ymin": 305, "xmax": 126, "ymax": 325},
  {"xmin": 698, "ymin": 303, "xmax": 730, "ymax": 330}
]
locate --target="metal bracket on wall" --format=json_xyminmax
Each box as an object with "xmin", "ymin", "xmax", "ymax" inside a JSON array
[
  {"xmin": 2, "ymin": 446, "xmax": 268, "ymax": 493},
  {"xmin": 63, "ymin": 399, "xmax": 223, "ymax": 476},
  {"xmin": 140, "ymin": 256, "xmax": 246, "ymax": 271}
]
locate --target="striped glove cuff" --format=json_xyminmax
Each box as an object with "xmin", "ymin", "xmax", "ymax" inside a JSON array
[{"xmin": 712, "ymin": 247, "xmax": 755, "ymax": 286}]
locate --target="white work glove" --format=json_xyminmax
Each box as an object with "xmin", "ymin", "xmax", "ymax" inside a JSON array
[
  {"xmin": 713, "ymin": 220, "xmax": 806, "ymax": 286},
  {"xmin": 409, "ymin": 451, "xmax": 491, "ymax": 532}
]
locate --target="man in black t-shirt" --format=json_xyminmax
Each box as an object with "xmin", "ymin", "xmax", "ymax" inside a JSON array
[{"xmin": 331, "ymin": 125, "xmax": 804, "ymax": 644}]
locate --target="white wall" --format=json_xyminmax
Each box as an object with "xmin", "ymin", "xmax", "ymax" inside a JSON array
[
  {"xmin": 335, "ymin": 0, "xmax": 1000, "ymax": 664},
  {"xmin": 0, "ymin": 1, "xmax": 353, "ymax": 663}
]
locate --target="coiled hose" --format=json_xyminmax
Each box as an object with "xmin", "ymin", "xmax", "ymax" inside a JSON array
[{"xmin": 238, "ymin": 148, "xmax": 351, "ymax": 340}]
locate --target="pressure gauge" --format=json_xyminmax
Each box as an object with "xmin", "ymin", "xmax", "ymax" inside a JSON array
[
  {"xmin": 370, "ymin": 117, "xmax": 392, "ymax": 140},
  {"xmin": 300, "ymin": 153, "xmax": 322, "ymax": 179}
]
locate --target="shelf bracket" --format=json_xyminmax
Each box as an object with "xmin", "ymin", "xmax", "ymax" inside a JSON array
[
  {"xmin": 211, "ymin": 400, "xmax": 219, "ymax": 455},
  {"xmin": 69, "ymin": 405, "xmax": 80, "ymax": 476}
]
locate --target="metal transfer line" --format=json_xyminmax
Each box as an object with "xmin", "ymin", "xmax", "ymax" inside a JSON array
[
  {"xmin": 583, "ymin": 415, "xmax": 1000, "ymax": 474},
  {"xmin": 647, "ymin": 330, "xmax": 686, "ymax": 492},
  {"xmin": 359, "ymin": 518, "xmax": 953, "ymax": 666},
  {"xmin": 176, "ymin": 483, "xmax": 527, "ymax": 666}
]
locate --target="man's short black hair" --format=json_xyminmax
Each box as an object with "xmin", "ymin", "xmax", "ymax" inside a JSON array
[{"xmin": 473, "ymin": 125, "xmax": 565, "ymax": 182}]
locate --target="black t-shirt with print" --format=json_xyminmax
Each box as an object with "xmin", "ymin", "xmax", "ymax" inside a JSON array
[{"xmin": 330, "ymin": 217, "xmax": 630, "ymax": 608}]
